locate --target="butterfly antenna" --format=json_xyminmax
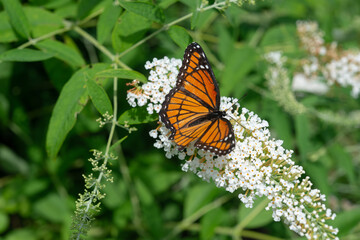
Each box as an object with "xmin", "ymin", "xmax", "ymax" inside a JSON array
[{"xmin": 238, "ymin": 92, "xmax": 248, "ymax": 102}]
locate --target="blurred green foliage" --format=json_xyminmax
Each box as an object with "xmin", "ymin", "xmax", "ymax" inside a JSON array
[{"xmin": 0, "ymin": 0, "xmax": 359, "ymax": 239}]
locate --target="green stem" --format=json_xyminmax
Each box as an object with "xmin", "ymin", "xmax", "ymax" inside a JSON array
[
  {"xmin": 164, "ymin": 195, "xmax": 232, "ymax": 240},
  {"xmin": 168, "ymin": 223, "xmax": 284, "ymax": 240},
  {"xmin": 17, "ymin": 21, "xmax": 72, "ymax": 49},
  {"xmin": 117, "ymin": 1, "xmax": 228, "ymax": 59},
  {"xmin": 117, "ymin": 12, "xmax": 193, "ymax": 59},
  {"xmin": 116, "ymin": 142, "xmax": 146, "ymax": 236},
  {"xmin": 232, "ymin": 198, "xmax": 270, "ymax": 240},
  {"xmin": 74, "ymin": 64, "xmax": 120, "ymax": 240},
  {"xmin": 73, "ymin": 25, "xmax": 130, "ymax": 69}
]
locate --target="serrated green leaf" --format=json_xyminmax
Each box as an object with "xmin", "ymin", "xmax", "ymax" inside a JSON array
[
  {"xmin": 221, "ymin": 46, "xmax": 258, "ymax": 96},
  {"xmin": 25, "ymin": 6, "xmax": 64, "ymax": 38},
  {"xmin": 77, "ymin": 0, "xmax": 102, "ymax": 20},
  {"xmin": 2, "ymin": 0, "xmax": 31, "ymax": 38},
  {"xmin": 167, "ymin": 25, "xmax": 191, "ymax": 49},
  {"xmin": 95, "ymin": 69, "xmax": 147, "ymax": 82},
  {"xmin": 119, "ymin": 1, "xmax": 164, "ymax": 23},
  {"xmin": 118, "ymin": 107, "xmax": 157, "ymax": 125},
  {"xmin": 36, "ymin": 39, "xmax": 85, "ymax": 68},
  {"xmin": 87, "ymin": 77, "xmax": 113, "ymax": 115},
  {"xmin": 97, "ymin": 3, "xmax": 122, "ymax": 44},
  {"xmin": 46, "ymin": 64, "xmax": 110, "ymax": 159},
  {"xmin": 0, "ymin": 48, "xmax": 54, "ymax": 62}
]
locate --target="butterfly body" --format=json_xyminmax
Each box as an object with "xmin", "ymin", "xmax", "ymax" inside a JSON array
[{"xmin": 159, "ymin": 42, "xmax": 235, "ymax": 156}]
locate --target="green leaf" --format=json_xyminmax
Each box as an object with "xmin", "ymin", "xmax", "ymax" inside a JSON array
[
  {"xmin": 303, "ymin": 161, "xmax": 331, "ymax": 196},
  {"xmin": 135, "ymin": 178, "xmax": 154, "ymax": 205},
  {"xmin": 103, "ymin": 179, "xmax": 127, "ymax": 209},
  {"xmin": 118, "ymin": 107, "xmax": 157, "ymax": 125},
  {"xmin": 238, "ymin": 198, "xmax": 273, "ymax": 228},
  {"xmin": 260, "ymin": 24, "xmax": 297, "ymax": 52},
  {"xmin": 109, "ymin": 136, "xmax": 128, "ymax": 153},
  {"xmin": 184, "ymin": 183, "xmax": 219, "ymax": 218},
  {"xmin": 263, "ymin": 100, "xmax": 293, "ymax": 149},
  {"xmin": 2, "ymin": 0, "xmax": 31, "ymax": 38},
  {"xmin": 333, "ymin": 206, "xmax": 360, "ymax": 236},
  {"xmin": 221, "ymin": 46, "xmax": 258, "ymax": 96},
  {"xmin": 0, "ymin": 48, "xmax": 54, "ymax": 62},
  {"xmin": 5, "ymin": 229, "xmax": 36, "ymax": 240},
  {"xmin": 188, "ymin": 0, "xmax": 202, "ymax": 29},
  {"xmin": 77, "ymin": 0, "xmax": 102, "ymax": 20},
  {"xmin": 114, "ymin": 11, "xmax": 152, "ymax": 37},
  {"xmin": 46, "ymin": 64, "xmax": 109, "ymax": 159},
  {"xmin": 295, "ymin": 114, "xmax": 313, "ymax": 162},
  {"xmin": 33, "ymin": 193, "xmax": 69, "ymax": 223},
  {"xmin": 167, "ymin": 25, "xmax": 191, "ymax": 49},
  {"xmin": 0, "ymin": 211, "xmax": 9, "ymax": 234},
  {"xmin": 97, "ymin": 3, "xmax": 122, "ymax": 44},
  {"xmin": 87, "ymin": 77, "xmax": 113, "ymax": 115},
  {"xmin": 95, "ymin": 69, "xmax": 147, "ymax": 82},
  {"xmin": 328, "ymin": 143, "xmax": 356, "ymax": 185},
  {"xmin": 43, "ymin": 58, "xmax": 73, "ymax": 91},
  {"xmin": 0, "ymin": 145, "xmax": 29, "ymax": 175},
  {"xmin": 200, "ymin": 208, "xmax": 225, "ymax": 240},
  {"xmin": 0, "ymin": 11, "xmax": 18, "ymax": 42},
  {"xmin": 118, "ymin": 1, "xmax": 164, "ymax": 23},
  {"xmin": 25, "ymin": 6, "xmax": 64, "ymax": 38},
  {"xmin": 36, "ymin": 39, "xmax": 85, "ymax": 68},
  {"xmin": 191, "ymin": 7, "xmax": 200, "ymax": 30}
]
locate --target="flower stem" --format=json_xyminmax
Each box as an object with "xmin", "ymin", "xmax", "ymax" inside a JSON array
[
  {"xmin": 232, "ymin": 198, "xmax": 270, "ymax": 240},
  {"xmin": 73, "ymin": 25, "xmax": 130, "ymax": 69},
  {"xmin": 74, "ymin": 63, "xmax": 120, "ymax": 240},
  {"xmin": 116, "ymin": 1, "xmax": 228, "ymax": 59},
  {"xmin": 164, "ymin": 195, "xmax": 232, "ymax": 240}
]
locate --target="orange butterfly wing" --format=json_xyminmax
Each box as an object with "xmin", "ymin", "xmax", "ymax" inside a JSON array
[{"xmin": 159, "ymin": 42, "xmax": 235, "ymax": 155}]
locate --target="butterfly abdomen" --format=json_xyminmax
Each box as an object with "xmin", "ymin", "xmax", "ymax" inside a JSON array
[{"xmin": 159, "ymin": 42, "xmax": 235, "ymax": 156}]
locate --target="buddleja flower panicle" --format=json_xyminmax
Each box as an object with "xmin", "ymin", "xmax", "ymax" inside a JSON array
[
  {"xmin": 127, "ymin": 57, "xmax": 339, "ymax": 240},
  {"xmin": 70, "ymin": 149, "xmax": 116, "ymax": 240},
  {"xmin": 292, "ymin": 20, "xmax": 360, "ymax": 98}
]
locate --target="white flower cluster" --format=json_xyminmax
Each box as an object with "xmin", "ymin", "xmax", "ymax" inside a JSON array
[
  {"xmin": 293, "ymin": 20, "xmax": 360, "ymax": 98},
  {"xmin": 324, "ymin": 53, "xmax": 360, "ymax": 98},
  {"xmin": 127, "ymin": 57, "xmax": 338, "ymax": 240},
  {"xmin": 126, "ymin": 57, "xmax": 182, "ymax": 114}
]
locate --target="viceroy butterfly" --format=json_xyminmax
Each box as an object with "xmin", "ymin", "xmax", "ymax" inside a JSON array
[{"xmin": 159, "ymin": 42, "xmax": 235, "ymax": 156}]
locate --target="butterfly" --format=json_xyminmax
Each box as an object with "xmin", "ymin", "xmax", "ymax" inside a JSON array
[{"xmin": 159, "ymin": 42, "xmax": 235, "ymax": 156}]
